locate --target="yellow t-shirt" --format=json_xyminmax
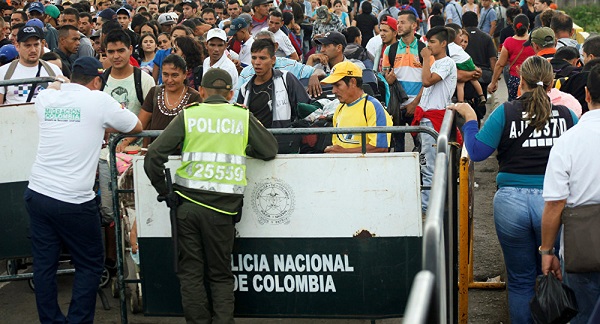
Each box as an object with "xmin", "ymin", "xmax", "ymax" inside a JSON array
[{"xmin": 332, "ymin": 94, "xmax": 392, "ymax": 149}]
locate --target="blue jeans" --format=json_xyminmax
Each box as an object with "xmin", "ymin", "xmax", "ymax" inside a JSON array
[
  {"xmin": 494, "ymin": 187, "xmax": 560, "ymax": 324},
  {"xmin": 419, "ymin": 118, "xmax": 436, "ymax": 213},
  {"xmin": 564, "ymin": 272, "xmax": 600, "ymax": 324},
  {"xmin": 24, "ymin": 188, "xmax": 104, "ymax": 324}
]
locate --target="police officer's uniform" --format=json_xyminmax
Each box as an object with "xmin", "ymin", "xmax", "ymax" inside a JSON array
[{"xmin": 145, "ymin": 68, "xmax": 278, "ymax": 323}]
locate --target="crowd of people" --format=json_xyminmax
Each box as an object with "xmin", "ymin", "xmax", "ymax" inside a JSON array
[{"xmin": 5, "ymin": 0, "xmax": 600, "ymax": 322}]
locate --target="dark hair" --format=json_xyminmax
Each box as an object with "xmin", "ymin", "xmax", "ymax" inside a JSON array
[
  {"xmin": 131, "ymin": 13, "xmax": 148, "ymax": 31},
  {"xmin": 71, "ymin": 72, "xmax": 99, "ymax": 85},
  {"xmin": 386, "ymin": 0, "xmax": 396, "ymax": 6},
  {"xmin": 550, "ymin": 12, "xmax": 573, "ymax": 34},
  {"xmin": 540, "ymin": 0, "xmax": 553, "ymax": 5},
  {"xmin": 242, "ymin": 4, "xmax": 251, "ymax": 13},
  {"xmin": 426, "ymin": 26, "xmax": 449, "ymax": 44},
  {"xmin": 11, "ymin": 22, "xmax": 24, "ymax": 31},
  {"xmin": 174, "ymin": 36, "xmax": 203, "ymax": 69},
  {"xmin": 162, "ymin": 53, "xmax": 187, "ymax": 72},
  {"xmin": 429, "ymin": 15, "xmax": 445, "ymax": 29},
  {"xmin": 62, "ymin": 7, "xmax": 80, "ymax": 19},
  {"xmin": 343, "ymin": 26, "xmax": 361, "ymax": 44},
  {"xmin": 13, "ymin": 11, "xmax": 28, "ymax": 23},
  {"xmin": 340, "ymin": 75, "xmax": 363, "ymax": 88},
  {"xmin": 201, "ymin": 7, "xmax": 216, "ymax": 17},
  {"xmin": 361, "ymin": 1, "xmax": 372, "ymax": 15},
  {"xmin": 269, "ymin": 9, "xmax": 283, "ymax": 19},
  {"xmin": 251, "ymin": 38, "xmax": 276, "ymax": 57},
  {"xmin": 583, "ymin": 35, "xmax": 600, "ymax": 58},
  {"xmin": 213, "ymin": 2, "xmax": 225, "ymax": 10},
  {"xmin": 554, "ymin": 46, "xmax": 580, "ymax": 61},
  {"xmin": 282, "ymin": 11, "xmax": 294, "ymax": 25},
  {"xmin": 104, "ymin": 29, "xmax": 132, "ymax": 48},
  {"xmin": 228, "ymin": 0, "xmax": 240, "ymax": 6},
  {"xmin": 430, "ymin": 2, "xmax": 443, "ymax": 16},
  {"xmin": 512, "ymin": 14, "xmax": 529, "ymax": 37},
  {"xmin": 57, "ymin": 24, "xmax": 79, "ymax": 39},
  {"xmin": 539, "ymin": 9, "xmax": 555, "ymax": 28},
  {"xmin": 398, "ymin": 9, "xmax": 417, "ymax": 24},
  {"xmin": 506, "ymin": 7, "xmax": 520, "ymax": 24},
  {"xmin": 41, "ymin": 52, "xmax": 61, "ymax": 61},
  {"xmin": 462, "ymin": 11, "xmax": 478, "ymax": 28},
  {"xmin": 446, "ymin": 23, "xmax": 461, "ymax": 38},
  {"xmin": 138, "ymin": 33, "xmax": 157, "ymax": 60},
  {"xmin": 181, "ymin": 19, "xmax": 198, "ymax": 31},
  {"xmin": 79, "ymin": 12, "xmax": 93, "ymax": 22},
  {"xmin": 140, "ymin": 21, "xmax": 159, "ymax": 37},
  {"xmin": 588, "ymin": 65, "xmax": 600, "ymax": 104},
  {"xmin": 519, "ymin": 56, "xmax": 554, "ymax": 131},
  {"xmin": 379, "ymin": 13, "xmax": 391, "ymax": 24},
  {"xmin": 101, "ymin": 20, "xmax": 122, "ymax": 34},
  {"xmin": 170, "ymin": 25, "xmax": 193, "ymax": 36}
]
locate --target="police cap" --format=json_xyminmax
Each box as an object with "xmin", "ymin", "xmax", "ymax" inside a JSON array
[{"xmin": 201, "ymin": 68, "xmax": 232, "ymax": 90}]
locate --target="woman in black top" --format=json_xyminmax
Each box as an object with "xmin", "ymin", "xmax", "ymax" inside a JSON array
[
  {"xmin": 520, "ymin": 0, "xmax": 538, "ymax": 27},
  {"xmin": 352, "ymin": 1, "xmax": 379, "ymax": 48}
]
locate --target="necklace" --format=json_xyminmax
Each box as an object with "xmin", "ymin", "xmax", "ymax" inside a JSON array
[
  {"xmin": 165, "ymin": 86, "xmax": 186, "ymax": 107},
  {"xmin": 157, "ymin": 87, "xmax": 191, "ymax": 116}
]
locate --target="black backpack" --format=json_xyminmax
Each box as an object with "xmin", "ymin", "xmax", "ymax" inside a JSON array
[{"xmin": 100, "ymin": 66, "xmax": 145, "ymax": 105}]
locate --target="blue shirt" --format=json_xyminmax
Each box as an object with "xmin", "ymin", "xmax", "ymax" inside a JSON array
[
  {"xmin": 444, "ymin": 1, "xmax": 462, "ymax": 27},
  {"xmin": 478, "ymin": 6, "xmax": 497, "ymax": 34},
  {"xmin": 152, "ymin": 48, "xmax": 173, "ymax": 84}
]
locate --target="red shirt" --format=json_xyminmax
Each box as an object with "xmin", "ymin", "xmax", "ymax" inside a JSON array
[{"xmin": 503, "ymin": 37, "xmax": 535, "ymax": 77}]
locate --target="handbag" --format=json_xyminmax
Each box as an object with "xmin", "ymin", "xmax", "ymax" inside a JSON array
[{"xmin": 561, "ymin": 203, "xmax": 600, "ymax": 273}]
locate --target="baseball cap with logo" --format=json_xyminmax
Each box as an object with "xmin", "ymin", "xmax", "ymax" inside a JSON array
[
  {"xmin": 206, "ymin": 28, "xmax": 227, "ymax": 42},
  {"xmin": 158, "ymin": 12, "xmax": 176, "ymax": 25},
  {"xmin": 530, "ymin": 27, "xmax": 555, "ymax": 47},
  {"xmin": 17, "ymin": 26, "xmax": 44, "ymax": 43},
  {"xmin": 28, "ymin": 2, "xmax": 45, "ymax": 13},
  {"xmin": 72, "ymin": 57, "xmax": 105, "ymax": 77},
  {"xmin": 314, "ymin": 31, "xmax": 347, "ymax": 48},
  {"xmin": 201, "ymin": 68, "xmax": 233, "ymax": 90},
  {"xmin": 321, "ymin": 61, "xmax": 363, "ymax": 84},
  {"xmin": 227, "ymin": 17, "xmax": 248, "ymax": 36},
  {"xmin": 381, "ymin": 16, "xmax": 398, "ymax": 31}
]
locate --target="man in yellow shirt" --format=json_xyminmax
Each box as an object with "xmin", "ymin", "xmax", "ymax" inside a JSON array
[{"xmin": 322, "ymin": 61, "xmax": 392, "ymax": 153}]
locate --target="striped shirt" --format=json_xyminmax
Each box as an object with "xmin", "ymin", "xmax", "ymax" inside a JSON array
[{"xmin": 381, "ymin": 38, "xmax": 425, "ymax": 106}]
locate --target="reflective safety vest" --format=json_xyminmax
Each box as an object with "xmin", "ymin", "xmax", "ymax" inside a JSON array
[{"xmin": 175, "ymin": 102, "xmax": 250, "ymax": 195}]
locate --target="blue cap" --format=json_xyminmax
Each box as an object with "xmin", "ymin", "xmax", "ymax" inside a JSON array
[
  {"xmin": 227, "ymin": 17, "xmax": 248, "ymax": 36},
  {"xmin": 25, "ymin": 18, "xmax": 44, "ymax": 29},
  {"xmin": 27, "ymin": 2, "xmax": 45, "ymax": 13},
  {"xmin": 72, "ymin": 57, "xmax": 105, "ymax": 77},
  {"xmin": 98, "ymin": 8, "xmax": 117, "ymax": 21},
  {"xmin": 0, "ymin": 45, "xmax": 18, "ymax": 64}
]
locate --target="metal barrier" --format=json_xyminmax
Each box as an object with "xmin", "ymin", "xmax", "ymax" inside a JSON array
[
  {"xmin": 109, "ymin": 125, "xmax": 438, "ymax": 324},
  {"xmin": 403, "ymin": 109, "xmax": 460, "ymax": 324},
  {"xmin": 456, "ymin": 147, "xmax": 506, "ymax": 323}
]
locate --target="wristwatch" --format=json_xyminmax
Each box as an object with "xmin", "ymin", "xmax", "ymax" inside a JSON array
[{"xmin": 538, "ymin": 246, "xmax": 555, "ymax": 255}]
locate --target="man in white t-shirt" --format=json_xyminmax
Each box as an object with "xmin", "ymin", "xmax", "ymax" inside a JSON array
[
  {"xmin": 415, "ymin": 26, "xmax": 457, "ymax": 212},
  {"xmin": 25, "ymin": 56, "xmax": 142, "ymax": 324},
  {"xmin": 264, "ymin": 10, "xmax": 299, "ymax": 61},
  {"xmin": 98, "ymin": 29, "xmax": 154, "ymax": 227},
  {"xmin": 0, "ymin": 25, "xmax": 63, "ymax": 105},
  {"xmin": 203, "ymin": 28, "xmax": 238, "ymax": 87}
]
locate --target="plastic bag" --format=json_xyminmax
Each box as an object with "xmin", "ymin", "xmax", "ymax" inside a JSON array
[{"xmin": 530, "ymin": 273, "xmax": 578, "ymax": 324}]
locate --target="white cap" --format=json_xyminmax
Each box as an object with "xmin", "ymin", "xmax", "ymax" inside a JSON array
[
  {"xmin": 168, "ymin": 12, "xmax": 179, "ymax": 20},
  {"xmin": 206, "ymin": 28, "xmax": 227, "ymax": 42},
  {"xmin": 158, "ymin": 12, "xmax": 175, "ymax": 25}
]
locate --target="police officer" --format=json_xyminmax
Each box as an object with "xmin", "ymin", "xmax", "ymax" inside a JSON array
[{"xmin": 144, "ymin": 68, "xmax": 278, "ymax": 323}]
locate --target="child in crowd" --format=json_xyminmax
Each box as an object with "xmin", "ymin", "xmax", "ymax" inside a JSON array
[{"xmin": 450, "ymin": 27, "xmax": 486, "ymax": 106}]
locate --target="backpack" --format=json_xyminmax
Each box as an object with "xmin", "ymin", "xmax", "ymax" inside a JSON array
[
  {"xmin": 4, "ymin": 59, "xmax": 57, "ymax": 102},
  {"xmin": 494, "ymin": 5, "xmax": 506, "ymax": 38},
  {"xmin": 100, "ymin": 66, "xmax": 144, "ymax": 105}
]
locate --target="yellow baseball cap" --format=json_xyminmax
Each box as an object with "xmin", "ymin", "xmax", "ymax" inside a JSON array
[{"xmin": 321, "ymin": 61, "xmax": 363, "ymax": 84}]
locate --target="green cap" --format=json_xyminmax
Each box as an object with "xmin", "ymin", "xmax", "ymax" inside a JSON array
[
  {"xmin": 45, "ymin": 4, "xmax": 60, "ymax": 19},
  {"xmin": 531, "ymin": 27, "xmax": 555, "ymax": 47},
  {"xmin": 201, "ymin": 68, "xmax": 232, "ymax": 90}
]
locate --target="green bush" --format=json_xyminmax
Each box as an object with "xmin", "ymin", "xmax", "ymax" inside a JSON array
[{"xmin": 564, "ymin": 5, "xmax": 600, "ymax": 33}]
